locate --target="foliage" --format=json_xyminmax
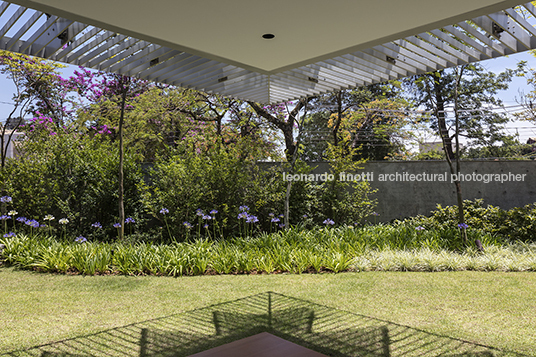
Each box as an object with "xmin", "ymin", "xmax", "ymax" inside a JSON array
[
  {"xmin": 305, "ymin": 140, "xmax": 376, "ymax": 225},
  {"xmin": 406, "ymin": 64, "xmax": 518, "ymax": 154},
  {"xmin": 142, "ymin": 138, "xmax": 288, "ymax": 241},
  {"xmin": 399, "ymin": 199, "xmax": 536, "ymax": 242},
  {"xmin": 301, "ymin": 85, "xmax": 411, "ymax": 161},
  {"xmin": 0, "ymin": 223, "xmax": 515, "ymax": 276},
  {"xmin": 0, "ymin": 126, "xmax": 146, "ymax": 239},
  {"xmin": 328, "ymin": 98, "xmax": 411, "ymax": 160}
]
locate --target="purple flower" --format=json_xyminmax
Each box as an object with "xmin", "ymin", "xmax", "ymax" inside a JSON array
[
  {"xmin": 371, "ymin": 212, "xmax": 379, "ymax": 216},
  {"xmin": 195, "ymin": 209, "xmax": 204, "ymax": 216},
  {"xmin": 91, "ymin": 222, "xmax": 102, "ymax": 229},
  {"xmin": 113, "ymin": 223, "xmax": 121, "ymax": 228},
  {"xmin": 0, "ymin": 215, "xmax": 11, "ymax": 220},
  {"xmin": 25, "ymin": 219, "xmax": 40, "ymax": 228},
  {"xmin": 278, "ymin": 223, "xmax": 285, "ymax": 228},
  {"xmin": 125, "ymin": 217, "xmax": 135, "ymax": 224},
  {"xmin": 75, "ymin": 236, "xmax": 87, "ymax": 243},
  {"xmin": 16, "ymin": 217, "xmax": 27, "ymax": 223},
  {"xmin": 458, "ymin": 223, "xmax": 469, "ymax": 229},
  {"xmin": 203, "ymin": 223, "xmax": 209, "ymax": 229},
  {"xmin": 271, "ymin": 217, "xmax": 280, "ymax": 223},
  {"xmin": 278, "ymin": 214, "xmax": 284, "ymax": 218},
  {"xmin": 238, "ymin": 212, "xmax": 248, "ymax": 219},
  {"xmin": 210, "ymin": 209, "xmax": 218, "ymax": 215},
  {"xmin": 246, "ymin": 215, "xmax": 259, "ymax": 223},
  {"xmin": 183, "ymin": 221, "xmax": 192, "ymax": 229},
  {"xmin": 415, "ymin": 226, "xmax": 425, "ymax": 231},
  {"xmin": 0, "ymin": 196, "xmax": 12, "ymax": 203},
  {"xmin": 268, "ymin": 213, "xmax": 275, "ymax": 217},
  {"xmin": 323, "ymin": 219, "xmax": 335, "ymax": 225},
  {"xmin": 160, "ymin": 208, "xmax": 169, "ymax": 215},
  {"xmin": 3, "ymin": 232, "xmax": 15, "ymax": 238},
  {"xmin": 302, "ymin": 214, "xmax": 308, "ymax": 219},
  {"xmin": 202, "ymin": 215, "xmax": 212, "ymax": 220},
  {"xmin": 239, "ymin": 205, "xmax": 249, "ymax": 212}
]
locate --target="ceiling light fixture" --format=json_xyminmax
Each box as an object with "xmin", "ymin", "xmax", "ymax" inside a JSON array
[{"xmin": 262, "ymin": 33, "xmax": 275, "ymax": 39}]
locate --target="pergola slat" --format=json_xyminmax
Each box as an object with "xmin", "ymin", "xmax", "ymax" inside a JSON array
[{"xmin": 1, "ymin": 1, "xmax": 536, "ymax": 104}]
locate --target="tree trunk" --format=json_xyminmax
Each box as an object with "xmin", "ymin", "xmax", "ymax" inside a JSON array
[
  {"xmin": 118, "ymin": 77, "xmax": 128, "ymax": 240},
  {"xmin": 433, "ymin": 69, "xmax": 466, "ymax": 245}
]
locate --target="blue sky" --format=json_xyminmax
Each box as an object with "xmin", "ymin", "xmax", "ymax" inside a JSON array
[{"xmin": 1, "ymin": 51, "xmax": 536, "ymax": 142}]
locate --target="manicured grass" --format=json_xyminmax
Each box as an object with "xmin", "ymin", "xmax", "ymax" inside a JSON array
[{"xmin": 1, "ymin": 267, "xmax": 535, "ymax": 356}]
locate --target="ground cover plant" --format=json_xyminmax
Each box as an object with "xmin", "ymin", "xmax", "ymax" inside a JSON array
[{"xmin": 2, "ymin": 223, "xmax": 536, "ymax": 276}]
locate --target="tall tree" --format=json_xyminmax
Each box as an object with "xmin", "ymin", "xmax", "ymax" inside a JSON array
[
  {"xmin": 406, "ymin": 63, "xmax": 516, "ymax": 245},
  {"xmin": 248, "ymin": 99, "xmax": 309, "ymax": 162},
  {"xmin": 0, "ymin": 51, "xmax": 66, "ymax": 169}
]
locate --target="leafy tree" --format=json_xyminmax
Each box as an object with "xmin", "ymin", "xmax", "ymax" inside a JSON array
[
  {"xmin": 0, "ymin": 51, "xmax": 68, "ymax": 170},
  {"xmin": 406, "ymin": 63, "xmax": 516, "ymax": 244},
  {"xmin": 300, "ymin": 84, "xmax": 410, "ymax": 161},
  {"xmin": 248, "ymin": 99, "xmax": 309, "ymax": 162}
]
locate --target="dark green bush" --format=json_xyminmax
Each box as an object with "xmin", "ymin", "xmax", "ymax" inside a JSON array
[
  {"xmin": 398, "ymin": 199, "xmax": 536, "ymax": 242},
  {"xmin": 0, "ymin": 131, "xmax": 146, "ymax": 239}
]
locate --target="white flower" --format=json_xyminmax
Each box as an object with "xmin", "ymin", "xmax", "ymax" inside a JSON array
[
  {"xmin": 44, "ymin": 214, "xmax": 55, "ymax": 221},
  {"xmin": 8, "ymin": 210, "xmax": 17, "ymax": 216},
  {"xmin": 59, "ymin": 218, "xmax": 69, "ymax": 225}
]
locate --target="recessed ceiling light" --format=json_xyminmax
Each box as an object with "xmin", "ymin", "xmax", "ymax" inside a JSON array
[{"xmin": 262, "ymin": 34, "xmax": 275, "ymax": 39}]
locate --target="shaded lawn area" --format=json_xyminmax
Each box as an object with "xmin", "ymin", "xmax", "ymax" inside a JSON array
[{"xmin": 1, "ymin": 267, "xmax": 535, "ymax": 356}]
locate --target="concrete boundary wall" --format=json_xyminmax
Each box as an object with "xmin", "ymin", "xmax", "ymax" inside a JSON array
[{"xmin": 263, "ymin": 161, "xmax": 536, "ymax": 222}]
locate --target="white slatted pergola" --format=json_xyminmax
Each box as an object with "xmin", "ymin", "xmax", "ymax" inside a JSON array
[{"xmin": 1, "ymin": 0, "xmax": 536, "ymax": 104}]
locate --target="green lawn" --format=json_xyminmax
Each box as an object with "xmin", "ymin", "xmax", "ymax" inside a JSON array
[{"xmin": 1, "ymin": 267, "xmax": 535, "ymax": 356}]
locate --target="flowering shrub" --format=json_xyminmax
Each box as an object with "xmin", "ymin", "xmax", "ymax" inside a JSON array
[{"xmin": 0, "ymin": 128, "xmax": 146, "ymax": 240}]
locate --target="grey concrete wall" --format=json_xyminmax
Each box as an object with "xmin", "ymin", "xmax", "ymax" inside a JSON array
[{"xmin": 264, "ymin": 161, "xmax": 536, "ymax": 222}]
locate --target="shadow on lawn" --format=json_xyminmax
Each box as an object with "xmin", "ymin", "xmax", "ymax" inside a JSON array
[{"xmin": 3, "ymin": 292, "xmax": 527, "ymax": 357}]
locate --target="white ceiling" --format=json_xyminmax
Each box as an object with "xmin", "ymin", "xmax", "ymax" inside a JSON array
[
  {"xmin": 2, "ymin": 0, "xmax": 536, "ymax": 103},
  {"xmin": 8, "ymin": 0, "xmax": 527, "ymax": 73}
]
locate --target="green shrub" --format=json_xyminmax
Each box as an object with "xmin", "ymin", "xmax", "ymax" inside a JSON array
[{"xmin": 399, "ymin": 199, "xmax": 536, "ymax": 242}]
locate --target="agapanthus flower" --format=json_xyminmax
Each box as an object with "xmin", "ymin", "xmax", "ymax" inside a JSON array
[
  {"xmin": 125, "ymin": 217, "xmax": 135, "ymax": 224},
  {"xmin": 278, "ymin": 223, "xmax": 285, "ymax": 228},
  {"xmin": 113, "ymin": 223, "xmax": 121, "ymax": 228},
  {"xmin": 371, "ymin": 212, "xmax": 379, "ymax": 216},
  {"xmin": 59, "ymin": 218, "xmax": 69, "ymax": 225},
  {"xmin": 458, "ymin": 223, "xmax": 469, "ymax": 229},
  {"xmin": 302, "ymin": 214, "xmax": 308, "ymax": 219},
  {"xmin": 3, "ymin": 232, "xmax": 15, "ymax": 238},
  {"xmin": 323, "ymin": 219, "xmax": 335, "ymax": 225},
  {"xmin": 195, "ymin": 209, "xmax": 204, "ymax": 216},
  {"xmin": 238, "ymin": 212, "xmax": 248, "ymax": 219},
  {"xmin": 202, "ymin": 215, "xmax": 212, "ymax": 220},
  {"xmin": 16, "ymin": 217, "xmax": 27, "ymax": 223},
  {"xmin": 91, "ymin": 222, "xmax": 102, "ymax": 229},
  {"xmin": 0, "ymin": 196, "xmax": 12, "ymax": 203},
  {"xmin": 159, "ymin": 208, "xmax": 169, "ymax": 215},
  {"xmin": 278, "ymin": 214, "xmax": 284, "ymax": 218},
  {"xmin": 246, "ymin": 215, "xmax": 259, "ymax": 223},
  {"xmin": 415, "ymin": 226, "xmax": 425, "ymax": 231},
  {"xmin": 25, "ymin": 219, "xmax": 39, "ymax": 228},
  {"xmin": 271, "ymin": 217, "xmax": 280, "ymax": 223},
  {"xmin": 183, "ymin": 221, "xmax": 192, "ymax": 229},
  {"xmin": 210, "ymin": 209, "xmax": 218, "ymax": 215},
  {"xmin": 0, "ymin": 215, "xmax": 11, "ymax": 220},
  {"xmin": 203, "ymin": 223, "xmax": 209, "ymax": 229},
  {"xmin": 268, "ymin": 213, "xmax": 275, "ymax": 217},
  {"xmin": 8, "ymin": 210, "xmax": 17, "ymax": 216},
  {"xmin": 75, "ymin": 236, "xmax": 87, "ymax": 243},
  {"xmin": 239, "ymin": 205, "xmax": 249, "ymax": 212}
]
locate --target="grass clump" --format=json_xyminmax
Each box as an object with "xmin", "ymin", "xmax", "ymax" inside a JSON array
[{"xmin": 2, "ymin": 224, "xmax": 533, "ymax": 275}]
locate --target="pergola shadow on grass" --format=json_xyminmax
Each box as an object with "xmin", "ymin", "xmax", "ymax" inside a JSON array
[{"xmin": 2, "ymin": 292, "xmax": 525, "ymax": 357}]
